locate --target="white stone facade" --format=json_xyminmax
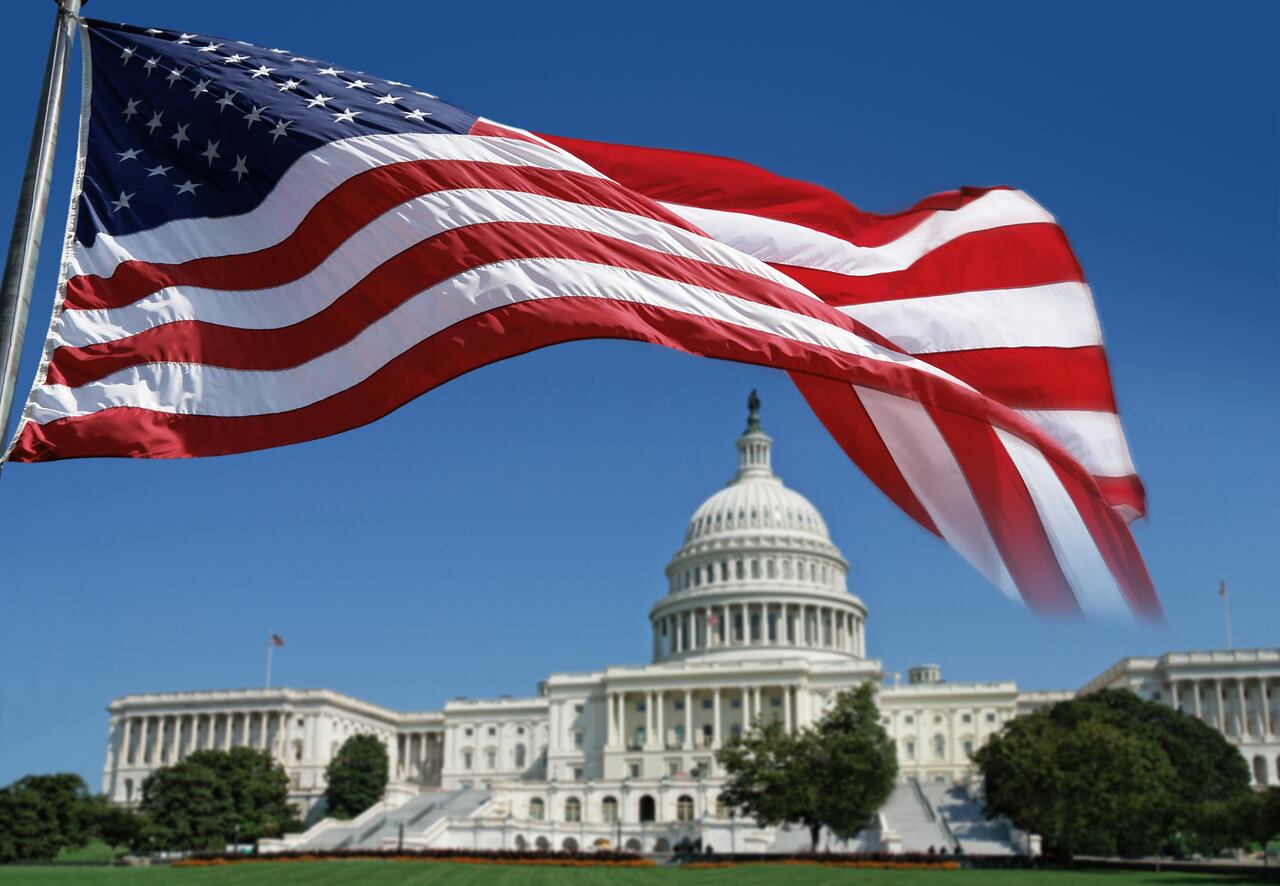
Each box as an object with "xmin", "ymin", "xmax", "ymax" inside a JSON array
[{"xmin": 101, "ymin": 399, "xmax": 1280, "ymax": 848}]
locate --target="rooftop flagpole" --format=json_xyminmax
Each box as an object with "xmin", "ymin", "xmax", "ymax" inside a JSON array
[
  {"xmin": 1219, "ymin": 580, "xmax": 1232, "ymax": 651},
  {"xmin": 0, "ymin": 0, "xmax": 82, "ymax": 457}
]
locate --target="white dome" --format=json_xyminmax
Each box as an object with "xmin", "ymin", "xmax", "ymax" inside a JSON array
[
  {"xmin": 684, "ymin": 473, "xmax": 832, "ymax": 545},
  {"xmin": 650, "ymin": 393, "xmax": 865, "ymax": 664}
]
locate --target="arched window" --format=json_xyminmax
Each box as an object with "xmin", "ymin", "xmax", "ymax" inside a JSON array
[
  {"xmin": 535, "ymin": 836, "xmax": 551, "ymax": 851},
  {"xmin": 735, "ymin": 560, "xmax": 744, "ymax": 580},
  {"xmin": 123, "ymin": 778, "xmax": 133, "ymax": 803},
  {"xmin": 933, "ymin": 735, "xmax": 946, "ymax": 759},
  {"xmin": 564, "ymin": 796, "xmax": 582, "ymax": 822},
  {"xmin": 782, "ymin": 559, "xmax": 792, "ymax": 579},
  {"xmin": 715, "ymin": 796, "xmax": 732, "ymax": 819},
  {"xmin": 751, "ymin": 560, "xmax": 760, "ymax": 579},
  {"xmin": 705, "ymin": 564, "xmax": 714, "ymax": 584},
  {"xmin": 638, "ymin": 794, "xmax": 656, "ymax": 822},
  {"xmin": 514, "ymin": 835, "xmax": 527, "ymax": 851},
  {"xmin": 654, "ymin": 837, "xmax": 671, "ymax": 853},
  {"xmin": 485, "ymin": 747, "xmax": 497, "ymax": 769},
  {"xmin": 625, "ymin": 838, "xmax": 642, "ymax": 852},
  {"xmin": 720, "ymin": 561, "xmax": 729, "ymax": 581},
  {"xmin": 602, "ymin": 795, "xmax": 619, "ymax": 823},
  {"xmin": 562, "ymin": 837, "xmax": 579, "ymax": 852},
  {"xmin": 514, "ymin": 744, "xmax": 527, "ymax": 768},
  {"xmin": 528, "ymin": 797, "xmax": 545, "ymax": 820},
  {"xmin": 676, "ymin": 795, "xmax": 695, "ymax": 822},
  {"xmin": 462, "ymin": 748, "xmax": 474, "ymax": 769},
  {"xmin": 766, "ymin": 559, "xmax": 776, "ymax": 579},
  {"xmin": 1254, "ymin": 755, "xmax": 1268, "ymax": 785}
]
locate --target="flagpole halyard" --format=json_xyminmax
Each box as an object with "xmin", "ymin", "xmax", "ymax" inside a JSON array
[{"xmin": 0, "ymin": 0, "xmax": 81, "ymax": 461}]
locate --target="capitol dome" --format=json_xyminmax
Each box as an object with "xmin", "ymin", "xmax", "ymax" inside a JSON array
[{"xmin": 650, "ymin": 393, "xmax": 866, "ymax": 664}]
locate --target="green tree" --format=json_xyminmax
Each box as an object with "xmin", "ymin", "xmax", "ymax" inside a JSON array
[
  {"xmin": 140, "ymin": 748, "xmax": 299, "ymax": 851},
  {"xmin": 324, "ymin": 734, "xmax": 389, "ymax": 820},
  {"xmin": 974, "ymin": 689, "xmax": 1252, "ymax": 858},
  {"xmin": 84, "ymin": 796, "xmax": 142, "ymax": 863},
  {"xmin": 717, "ymin": 684, "xmax": 897, "ymax": 851},
  {"xmin": 0, "ymin": 773, "xmax": 92, "ymax": 863}
]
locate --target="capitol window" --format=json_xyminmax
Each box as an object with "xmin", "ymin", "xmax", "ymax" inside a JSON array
[
  {"xmin": 463, "ymin": 750, "xmax": 473, "ymax": 769},
  {"xmin": 962, "ymin": 714, "xmax": 972, "ymax": 723},
  {"xmin": 560, "ymin": 793, "xmax": 581, "ymax": 824},
  {"xmin": 903, "ymin": 715, "xmax": 914, "ymax": 725},
  {"xmin": 602, "ymin": 796, "xmax": 619, "ymax": 823},
  {"xmin": 529, "ymin": 798, "xmax": 545, "ymax": 821},
  {"xmin": 629, "ymin": 762, "xmax": 641, "ymax": 778},
  {"xmin": 573, "ymin": 730, "xmax": 584, "ymax": 749},
  {"xmin": 487, "ymin": 727, "xmax": 496, "ymax": 736},
  {"xmin": 464, "ymin": 728, "xmax": 473, "ymax": 737},
  {"xmin": 986, "ymin": 713, "xmax": 997, "ymax": 723},
  {"xmin": 735, "ymin": 560, "xmax": 744, "ymax": 579},
  {"xmin": 677, "ymin": 795, "xmax": 695, "ymax": 822},
  {"xmin": 485, "ymin": 748, "xmax": 496, "ymax": 769},
  {"xmin": 933, "ymin": 735, "xmax": 946, "ymax": 759},
  {"xmin": 904, "ymin": 740, "xmax": 915, "ymax": 759},
  {"xmin": 636, "ymin": 701, "xmax": 646, "ymax": 712}
]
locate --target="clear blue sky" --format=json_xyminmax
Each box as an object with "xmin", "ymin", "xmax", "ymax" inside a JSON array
[{"xmin": 0, "ymin": 1, "xmax": 1275, "ymax": 789}]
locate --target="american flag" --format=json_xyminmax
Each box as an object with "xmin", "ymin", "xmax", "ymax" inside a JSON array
[
  {"xmin": 4, "ymin": 20, "xmax": 1158, "ymax": 619},
  {"xmin": 269, "ymin": 633, "xmax": 285, "ymax": 647}
]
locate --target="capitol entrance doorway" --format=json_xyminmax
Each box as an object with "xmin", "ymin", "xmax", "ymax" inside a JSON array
[{"xmin": 638, "ymin": 795, "xmax": 656, "ymax": 822}]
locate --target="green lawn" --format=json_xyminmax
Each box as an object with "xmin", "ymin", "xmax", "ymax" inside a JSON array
[{"xmin": 0, "ymin": 863, "xmax": 1263, "ymax": 886}]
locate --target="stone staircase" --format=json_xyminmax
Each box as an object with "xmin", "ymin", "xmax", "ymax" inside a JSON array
[
  {"xmin": 917, "ymin": 781, "xmax": 1020, "ymax": 856},
  {"xmin": 268, "ymin": 788, "xmax": 491, "ymax": 852},
  {"xmin": 881, "ymin": 778, "xmax": 956, "ymax": 853}
]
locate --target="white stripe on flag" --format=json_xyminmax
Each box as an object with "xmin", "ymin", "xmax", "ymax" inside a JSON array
[
  {"xmin": 840, "ymin": 283, "xmax": 1102, "ymax": 354},
  {"xmin": 32, "ymin": 257, "xmax": 955, "ymax": 422},
  {"xmin": 854, "ymin": 385, "xmax": 1019, "ymax": 600},
  {"xmin": 59, "ymin": 188, "xmax": 811, "ymax": 347},
  {"xmin": 1014, "ymin": 408, "xmax": 1137, "ymax": 479},
  {"xmin": 70, "ymin": 133, "xmax": 607, "ymax": 279},
  {"xmin": 659, "ymin": 189, "xmax": 1055, "ymax": 277},
  {"xmin": 994, "ymin": 428, "xmax": 1132, "ymax": 619}
]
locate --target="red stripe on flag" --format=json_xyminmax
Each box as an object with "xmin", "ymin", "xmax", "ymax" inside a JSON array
[
  {"xmin": 792, "ymin": 373, "xmax": 942, "ymax": 538},
  {"xmin": 1045, "ymin": 457, "xmax": 1161, "ymax": 617},
  {"xmin": 774, "ymin": 223, "xmax": 1086, "ymax": 304},
  {"xmin": 921, "ymin": 346, "xmax": 1119, "ymax": 413},
  {"xmin": 926, "ymin": 403, "xmax": 1081, "ymax": 615},
  {"xmin": 48, "ymin": 221, "xmax": 849, "ymax": 388},
  {"xmin": 64, "ymin": 158, "xmax": 705, "ymax": 312},
  {"xmin": 540, "ymin": 134, "xmax": 1008, "ymax": 247}
]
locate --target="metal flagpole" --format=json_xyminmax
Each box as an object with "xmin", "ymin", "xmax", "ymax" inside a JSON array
[
  {"xmin": 0, "ymin": 0, "xmax": 82, "ymax": 456},
  {"xmin": 1220, "ymin": 580, "xmax": 1232, "ymax": 651},
  {"xmin": 265, "ymin": 634, "xmax": 275, "ymax": 688}
]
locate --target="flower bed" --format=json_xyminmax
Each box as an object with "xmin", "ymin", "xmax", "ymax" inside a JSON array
[{"xmin": 172, "ymin": 848, "xmax": 654, "ymax": 869}]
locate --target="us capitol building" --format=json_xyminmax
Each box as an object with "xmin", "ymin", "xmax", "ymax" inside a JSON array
[{"xmin": 100, "ymin": 397, "xmax": 1280, "ymax": 854}]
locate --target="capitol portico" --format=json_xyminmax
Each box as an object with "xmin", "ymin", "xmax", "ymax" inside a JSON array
[{"xmin": 100, "ymin": 396, "xmax": 1280, "ymax": 855}]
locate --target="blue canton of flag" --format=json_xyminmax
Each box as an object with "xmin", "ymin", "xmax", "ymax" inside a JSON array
[{"xmin": 78, "ymin": 20, "xmax": 477, "ymax": 244}]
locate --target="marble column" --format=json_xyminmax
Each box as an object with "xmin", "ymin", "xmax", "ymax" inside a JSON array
[
  {"xmin": 122, "ymin": 717, "xmax": 135, "ymax": 766},
  {"xmin": 783, "ymin": 686, "xmax": 793, "ymax": 734},
  {"xmin": 712, "ymin": 689, "xmax": 722, "ymax": 749},
  {"xmin": 140, "ymin": 717, "xmax": 152, "ymax": 764},
  {"xmin": 656, "ymin": 692, "xmax": 666, "ymax": 749},
  {"xmin": 1193, "ymin": 681, "xmax": 1203, "ymax": 719},
  {"xmin": 683, "ymin": 690, "xmax": 693, "ymax": 750},
  {"xmin": 1237, "ymin": 681, "xmax": 1248, "ymax": 739},
  {"xmin": 1214, "ymin": 680, "xmax": 1225, "ymax": 732}
]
